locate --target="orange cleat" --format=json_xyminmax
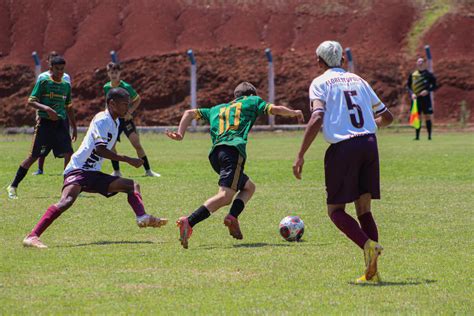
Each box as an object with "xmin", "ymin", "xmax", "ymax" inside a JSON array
[
  {"xmin": 176, "ymin": 216, "xmax": 193, "ymax": 249},
  {"xmin": 224, "ymin": 214, "xmax": 243, "ymax": 240}
]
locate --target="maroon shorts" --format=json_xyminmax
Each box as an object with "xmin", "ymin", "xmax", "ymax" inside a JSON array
[
  {"xmin": 63, "ymin": 169, "xmax": 119, "ymax": 198},
  {"xmin": 324, "ymin": 134, "xmax": 380, "ymax": 204}
]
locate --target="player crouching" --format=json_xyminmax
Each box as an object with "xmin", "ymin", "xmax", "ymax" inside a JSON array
[{"xmin": 23, "ymin": 88, "xmax": 167, "ymax": 249}]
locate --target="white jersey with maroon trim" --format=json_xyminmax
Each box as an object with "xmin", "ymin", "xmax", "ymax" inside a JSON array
[
  {"xmin": 309, "ymin": 68, "xmax": 387, "ymax": 144},
  {"xmin": 64, "ymin": 109, "xmax": 118, "ymax": 174}
]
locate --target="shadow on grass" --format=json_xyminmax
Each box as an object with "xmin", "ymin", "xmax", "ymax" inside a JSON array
[
  {"xmin": 33, "ymin": 194, "xmax": 97, "ymax": 199},
  {"xmin": 197, "ymin": 241, "xmax": 331, "ymax": 250},
  {"xmin": 233, "ymin": 243, "xmax": 291, "ymax": 248},
  {"xmin": 68, "ymin": 240, "xmax": 155, "ymax": 247},
  {"xmin": 350, "ymin": 279, "xmax": 437, "ymax": 287}
]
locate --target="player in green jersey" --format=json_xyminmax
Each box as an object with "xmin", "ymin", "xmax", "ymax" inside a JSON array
[
  {"xmin": 104, "ymin": 62, "xmax": 160, "ymax": 177},
  {"xmin": 167, "ymin": 82, "xmax": 304, "ymax": 249},
  {"xmin": 7, "ymin": 56, "xmax": 77, "ymax": 199},
  {"xmin": 33, "ymin": 51, "xmax": 74, "ymax": 176}
]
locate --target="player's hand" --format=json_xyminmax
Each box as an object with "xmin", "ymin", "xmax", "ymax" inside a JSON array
[
  {"xmin": 166, "ymin": 130, "xmax": 183, "ymax": 141},
  {"xmin": 420, "ymin": 90, "xmax": 429, "ymax": 97},
  {"xmin": 294, "ymin": 110, "xmax": 304, "ymax": 124},
  {"xmin": 124, "ymin": 112, "xmax": 133, "ymax": 121},
  {"xmin": 126, "ymin": 157, "xmax": 144, "ymax": 168},
  {"xmin": 46, "ymin": 108, "xmax": 59, "ymax": 121},
  {"xmin": 293, "ymin": 155, "xmax": 304, "ymax": 180},
  {"xmin": 411, "ymin": 93, "xmax": 417, "ymax": 100},
  {"xmin": 71, "ymin": 126, "xmax": 78, "ymax": 142}
]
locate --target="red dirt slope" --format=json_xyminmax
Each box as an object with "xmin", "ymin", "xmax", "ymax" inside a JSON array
[{"xmin": 0, "ymin": 0, "xmax": 472, "ymax": 126}]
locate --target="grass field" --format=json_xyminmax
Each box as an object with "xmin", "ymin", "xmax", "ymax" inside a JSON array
[{"xmin": 1, "ymin": 130, "xmax": 473, "ymax": 314}]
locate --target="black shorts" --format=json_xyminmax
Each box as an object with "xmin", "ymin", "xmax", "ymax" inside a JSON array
[
  {"xmin": 117, "ymin": 118, "xmax": 137, "ymax": 141},
  {"xmin": 324, "ymin": 134, "xmax": 380, "ymax": 204},
  {"xmin": 63, "ymin": 169, "xmax": 119, "ymax": 198},
  {"xmin": 209, "ymin": 145, "xmax": 249, "ymax": 191},
  {"xmin": 30, "ymin": 118, "xmax": 73, "ymax": 158},
  {"xmin": 416, "ymin": 95, "xmax": 433, "ymax": 115}
]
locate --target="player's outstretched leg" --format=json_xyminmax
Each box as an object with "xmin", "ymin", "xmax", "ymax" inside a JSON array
[
  {"xmin": 8, "ymin": 156, "xmax": 39, "ymax": 199},
  {"xmin": 224, "ymin": 179, "xmax": 256, "ymax": 240},
  {"xmin": 23, "ymin": 185, "xmax": 81, "ymax": 248},
  {"xmin": 108, "ymin": 178, "xmax": 167, "ymax": 228},
  {"xmin": 177, "ymin": 187, "xmax": 235, "ymax": 249}
]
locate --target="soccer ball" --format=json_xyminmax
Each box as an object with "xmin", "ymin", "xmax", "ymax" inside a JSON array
[{"xmin": 279, "ymin": 216, "xmax": 304, "ymax": 242}]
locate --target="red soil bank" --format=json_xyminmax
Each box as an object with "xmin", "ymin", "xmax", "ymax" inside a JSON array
[{"xmin": 0, "ymin": 0, "xmax": 472, "ymax": 126}]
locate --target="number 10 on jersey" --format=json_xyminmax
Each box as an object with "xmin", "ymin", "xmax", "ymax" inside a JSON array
[{"xmin": 219, "ymin": 103, "xmax": 242, "ymax": 134}]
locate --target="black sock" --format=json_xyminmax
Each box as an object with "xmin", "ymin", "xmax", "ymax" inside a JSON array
[
  {"xmin": 141, "ymin": 155, "xmax": 151, "ymax": 171},
  {"xmin": 229, "ymin": 199, "xmax": 245, "ymax": 218},
  {"xmin": 415, "ymin": 128, "xmax": 420, "ymax": 140},
  {"xmin": 112, "ymin": 160, "xmax": 120, "ymax": 171},
  {"xmin": 188, "ymin": 205, "xmax": 211, "ymax": 227},
  {"xmin": 12, "ymin": 166, "xmax": 28, "ymax": 188},
  {"xmin": 426, "ymin": 120, "xmax": 432, "ymax": 139}
]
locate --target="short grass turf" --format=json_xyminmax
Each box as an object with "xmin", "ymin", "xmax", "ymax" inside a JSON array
[{"xmin": 1, "ymin": 130, "xmax": 473, "ymax": 314}]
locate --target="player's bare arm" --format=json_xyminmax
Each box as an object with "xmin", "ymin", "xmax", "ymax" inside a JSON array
[
  {"xmin": 293, "ymin": 100, "xmax": 325, "ymax": 180},
  {"xmin": 66, "ymin": 105, "xmax": 78, "ymax": 142},
  {"xmin": 269, "ymin": 105, "xmax": 304, "ymax": 123},
  {"xmin": 126, "ymin": 95, "xmax": 141, "ymax": 120},
  {"xmin": 374, "ymin": 108, "xmax": 394, "ymax": 128},
  {"xmin": 166, "ymin": 109, "xmax": 199, "ymax": 141},
  {"xmin": 95, "ymin": 145, "xmax": 144, "ymax": 168},
  {"xmin": 28, "ymin": 101, "xmax": 58, "ymax": 120}
]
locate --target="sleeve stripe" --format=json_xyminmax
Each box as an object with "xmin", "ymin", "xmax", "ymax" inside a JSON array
[
  {"xmin": 372, "ymin": 102, "xmax": 382, "ymax": 109},
  {"xmin": 131, "ymin": 95, "xmax": 140, "ymax": 102},
  {"xmin": 312, "ymin": 108, "xmax": 325, "ymax": 113},
  {"xmin": 266, "ymin": 104, "xmax": 273, "ymax": 114},
  {"xmin": 195, "ymin": 109, "xmax": 202, "ymax": 120},
  {"xmin": 375, "ymin": 107, "xmax": 387, "ymax": 115},
  {"xmin": 95, "ymin": 141, "xmax": 107, "ymax": 146}
]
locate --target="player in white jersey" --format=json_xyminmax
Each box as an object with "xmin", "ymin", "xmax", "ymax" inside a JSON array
[
  {"xmin": 33, "ymin": 51, "xmax": 76, "ymax": 176},
  {"xmin": 22, "ymin": 88, "xmax": 168, "ymax": 249},
  {"xmin": 293, "ymin": 41, "xmax": 393, "ymax": 284}
]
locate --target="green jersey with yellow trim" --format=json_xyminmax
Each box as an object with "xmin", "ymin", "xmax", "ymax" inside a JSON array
[
  {"xmin": 197, "ymin": 95, "xmax": 273, "ymax": 158},
  {"xmin": 28, "ymin": 74, "xmax": 71, "ymax": 120},
  {"xmin": 103, "ymin": 80, "xmax": 139, "ymax": 102}
]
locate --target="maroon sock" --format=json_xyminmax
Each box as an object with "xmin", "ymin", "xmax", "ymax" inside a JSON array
[
  {"xmin": 358, "ymin": 212, "xmax": 378, "ymax": 242},
  {"xmin": 127, "ymin": 192, "xmax": 146, "ymax": 217},
  {"xmin": 29, "ymin": 205, "xmax": 62, "ymax": 237},
  {"xmin": 330, "ymin": 209, "xmax": 369, "ymax": 249}
]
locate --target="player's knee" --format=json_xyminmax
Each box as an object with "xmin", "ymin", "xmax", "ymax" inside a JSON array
[
  {"xmin": 133, "ymin": 181, "xmax": 140, "ymax": 193},
  {"xmin": 57, "ymin": 196, "xmax": 75, "ymax": 211},
  {"xmin": 244, "ymin": 180, "xmax": 256, "ymax": 194},
  {"xmin": 218, "ymin": 191, "xmax": 234, "ymax": 206}
]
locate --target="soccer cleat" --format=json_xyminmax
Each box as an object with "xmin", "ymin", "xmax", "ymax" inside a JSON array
[
  {"xmin": 356, "ymin": 272, "xmax": 382, "ymax": 284},
  {"xmin": 224, "ymin": 214, "xmax": 243, "ymax": 240},
  {"xmin": 23, "ymin": 236, "xmax": 48, "ymax": 249},
  {"xmin": 176, "ymin": 216, "xmax": 193, "ymax": 249},
  {"xmin": 32, "ymin": 169, "xmax": 44, "ymax": 175},
  {"xmin": 145, "ymin": 169, "xmax": 161, "ymax": 177},
  {"xmin": 136, "ymin": 214, "xmax": 168, "ymax": 228},
  {"xmin": 7, "ymin": 185, "xmax": 18, "ymax": 199},
  {"xmin": 363, "ymin": 240, "xmax": 383, "ymax": 281},
  {"xmin": 111, "ymin": 170, "xmax": 122, "ymax": 177}
]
